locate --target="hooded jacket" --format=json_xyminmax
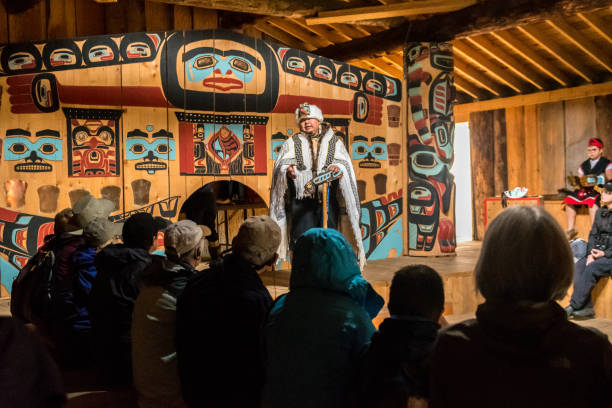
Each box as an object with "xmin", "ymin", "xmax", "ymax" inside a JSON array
[
  {"xmin": 262, "ymin": 228, "xmax": 383, "ymax": 408},
  {"xmin": 88, "ymin": 244, "xmax": 153, "ymax": 385},
  {"xmin": 430, "ymin": 300, "xmax": 612, "ymax": 408}
]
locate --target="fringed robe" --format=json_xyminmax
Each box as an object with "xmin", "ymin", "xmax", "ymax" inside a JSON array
[{"xmin": 270, "ymin": 125, "xmax": 365, "ymax": 269}]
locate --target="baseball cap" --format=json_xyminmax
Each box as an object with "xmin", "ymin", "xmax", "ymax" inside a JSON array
[
  {"xmin": 123, "ymin": 213, "xmax": 171, "ymax": 249},
  {"xmin": 232, "ymin": 215, "xmax": 281, "ymax": 266},
  {"xmin": 164, "ymin": 220, "xmax": 204, "ymax": 256},
  {"xmin": 83, "ymin": 217, "xmax": 123, "ymax": 247}
]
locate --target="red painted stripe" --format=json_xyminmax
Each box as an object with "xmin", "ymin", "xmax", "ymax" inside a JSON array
[
  {"xmin": 272, "ymin": 94, "xmax": 352, "ymax": 115},
  {"xmin": 10, "ymin": 105, "xmax": 40, "ymax": 113},
  {"xmin": 57, "ymin": 83, "xmax": 171, "ymax": 107},
  {"xmin": 0, "ymin": 208, "xmax": 18, "ymax": 222},
  {"xmin": 178, "ymin": 121, "xmax": 195, "ymax": 174},
  {"xmin": 253, "ymin": 124, "xmax": 267, "ymax": 174}
]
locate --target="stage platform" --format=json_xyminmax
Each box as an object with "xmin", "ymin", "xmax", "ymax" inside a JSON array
[{"xmin": 261, "ymin": 241, "xmax": 484, "ymax": 322}]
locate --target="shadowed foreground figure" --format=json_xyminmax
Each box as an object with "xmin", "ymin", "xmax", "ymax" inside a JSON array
[
  {"xmin": 262, "ymin": 228, "xmax": 383, "ymax": 408},
  {"xmin": 430, "ymin": 206, "xmax": 612, "ymax": 408},
  {"xmin": 359, "ymin": 265, "xmax": 444, "ymax": 408}
]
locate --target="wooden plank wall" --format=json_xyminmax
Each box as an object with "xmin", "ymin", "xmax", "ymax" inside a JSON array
[
  {"xmin": 470, "ymin": 95, "xmax": 612, "ymax": 238},
  {"xmin": 0, "ymin": 0, "xmax": 221, "ymax": 43}
]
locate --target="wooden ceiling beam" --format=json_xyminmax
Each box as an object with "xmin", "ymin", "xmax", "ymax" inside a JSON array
[
  {"xmin": 312, "ymin": 0, "xmax": 612, "ymax": 60},
  {"xmin": 454, "ymin": 58, "xmax": 509, "ymax": 96},
  {"xmin": 329, "ymin": 23, "xmax": 371, "ymax": 39},
  {"xmin": 518, "ymin": 24, "xmax": 598, "ymax": 82},
  {"xmin": 578, "ymin": 11, "xmax": 612, "ymax": 45},
  {"xmin": 491, "ymin": 30, "xmax": 573, "ymax": 86},
  {"xmin": 290, "ymin": 18, "xmax": 348, "ymax": 44},
  {"xmin": 454, "ymin": 75, "xmax": 491, "ymax": 100},
  {"xmin": 305, "ymin": 0, "xmax": 476, "ymax": 25},
  {"xmin": 267, "ymin": 17, "xmax": 332, "ymax": 49},
  {"xmin": 253, "ymin": 21, "xmax": 310, "ymax": 50},
  {"xmin": 453, "ymin": 40, "xmax": 531, "ymax": 93},
  {"xmin": 455, "ymin": 80, "xmax": 612, "ymax": 116},
  {"xmin": 547, "ymin": 16, "xmax": 612, "ymax": 72},
  {"xmin": 380, "ymin": 55, "xmax": 403, "ymax": 71},
  {"xmin": 360, "ymin": 58, "xmax": 401, "ymax": 77},
  {"xmin": 467, "ymin": 35, "xmax": 552, "ymax": 90}
]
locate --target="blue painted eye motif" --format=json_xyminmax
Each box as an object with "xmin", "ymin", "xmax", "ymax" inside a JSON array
[{"xmin": 4, "ymin": 137, "xmax": 63, "ymax": 161}]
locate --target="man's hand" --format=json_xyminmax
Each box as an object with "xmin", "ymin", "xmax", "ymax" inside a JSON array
[
  {"xmin": 328, "ymin": 165, "xmax": 343, "ymax": 179},
  {"xmin": 587, "ymin": 254, "xmax": 596, "ymax": 265},
  {"xmin": 591, "ymin": 248, "xmax": 605, "ymax": 258},
  {"xmin": 287, "ymin": 164, "xmax": 297, "ymax": 180}
]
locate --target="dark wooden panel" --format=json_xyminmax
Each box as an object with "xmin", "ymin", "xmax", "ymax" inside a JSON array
[
  {"xmin": 595, "ymin": 94, "xmax": 612, "ymax": 154},
  {"xmin": 538, "ymin": 101, "xmax": 566, "ymax": 195},
  {"xmin": 8, "ymin": 0, "xmax": 46, "ymax": 42},
  {"xmin": 493, "ymin": 109, "xmax": 508, "ymax": 195},
  {"xmin": 48, "ymin": 0, "xmax": 77, "ymax": 40},
  {"xmin": 75, "ymin": 0, "xmax": 105, "ymax": 37},
  {"xmin": 145, "ymin": 0, "xmax": 173, "ymax": 32},
  {"xmin": 470, "ymin": 110, "xmax": 496, "ymax": 240}
]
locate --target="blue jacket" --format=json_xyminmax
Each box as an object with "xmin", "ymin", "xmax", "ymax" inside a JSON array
[{"xmin": 262, "ymin": 228, "xmax": 383, "ymax": 408}]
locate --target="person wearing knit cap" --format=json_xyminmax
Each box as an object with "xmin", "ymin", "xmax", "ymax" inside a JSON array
[
  {"xmin": 564, "ymin": 137, "xmax": 612, "ymax": 239},
  {"xmin": 88, "ymin": 212, "xmax": 170, "ymax": 387},
  {"xmin": 132, "ymin": 219, "xmax": 208, "ymax": 408},
  {"xmin": 270, "ymin": 102, "xmax": 365, "ymax": 269},
  {"xmin": 176, "ymin": 216, "xmax": 281, "ymax": 408}
]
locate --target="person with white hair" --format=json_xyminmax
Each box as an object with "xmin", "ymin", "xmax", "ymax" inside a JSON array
[{"xmin": 270, "ymin": 102, "xmax": 365, "ymax": 268}]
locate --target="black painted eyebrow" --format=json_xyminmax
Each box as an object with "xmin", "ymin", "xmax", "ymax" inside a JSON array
[
  {"xmin": 353, "ymin": 135, "xmax": 368, "ymax": 141},
  {"xmin": 371, "ymin": 136, "xmax": 386, "ymax": 142},
  {"xmin": 127, "ymin": 129, "xmax": 148, "ymax": 138},
  {"xmin": 152, "ymin": 129, "xmax": 173, "ymax": 138},
  {"xmin": 36, "ymin": 129, "xmax": 60, "ymax": 138},
  {"xmin": 6, "ymin": 128, "xmax": 31, "ymax": 137},
  {"xmin": 182, "ymin": 47, "xmax": 260, "ymax": 68}
]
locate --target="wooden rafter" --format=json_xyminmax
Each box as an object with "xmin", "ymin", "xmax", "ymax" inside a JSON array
[
  {"xmin": 455, "ymin": 81, "xmax": 612, "ymax": 116},
  {"xmin": 547, "ymin": 16, "xmax": 612, "ymax": 72},
  {"xmin": 578, "ymin": 11, "xmax": 612, "ymax": 44},
  {"xmin": 267, "ymin": 18, "xmax": 331, "ymax": 49},
  {"xmin": 305, "ymin": 0, "xmax": 477, "ymax": 25},
  {"xmin": 359, "ymin": 57, "xmax": 401, "ymax": 77},
  {"xmin": 380, "ymin": 54, "xmax": 403, "ymax": 71},
  {"xmin": 454, "ymin": 58, "xmax": 508, "ymax": 96},
  {"xmin": 329, "ymin": 23, "xmax": 370, "ymax": 39},
  {"xmin": 253, "ymin": 21, "xmax": 309, "ymax": 50},
  {"xmin": 290, "ymin": 18, "xmax": 348, "ymax": 44},
  {"xmin": 453, "ymin": 40, "xmax": 531, "ymax": 93},
  {"xmin": 518, "ymin": 24, "xmax": 598, "ymax": 82},
  {"xmin": 312, "ymin": 0, "xmax": 612, "ymax": 60},
  {"xmin": 491, "ymin": 30, "xmax": 572, "ymax": 86},
  {"xmin": 454, "ymin": 75, "xmax": 490, "ymax": 100},
  {"xmin": 467, "ymin": 35, "xmax": 551, "ymax": 90}
]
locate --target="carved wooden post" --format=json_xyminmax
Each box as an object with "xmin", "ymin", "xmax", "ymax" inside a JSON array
[{"xmin": 405, "ymin": 42, "xmax": 456, "ymax": 255}]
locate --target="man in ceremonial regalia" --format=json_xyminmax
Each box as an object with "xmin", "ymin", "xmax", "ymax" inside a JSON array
[
  {"xmin": 564, "ymin": 138, "xmax": 612, "ymax": 239},
  {"xmin": 270, "ymin": 103, "xmax": 365, "ymax": 269}
]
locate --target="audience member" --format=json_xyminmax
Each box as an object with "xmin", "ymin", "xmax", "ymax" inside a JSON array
[
  {"xmin": 89, "ymin": 212, "xmax": 168, "ymax": 386},
  {"xmin": 178, "ymin": 185, "xmax": 220, "ymax": 259},
  {"xmin": 262, "ymin": 228, "xmax": 383, "ymax": 408},
  {"xmin": 49, "ymin": 195, "xmax": 115, "ymax": 368},
  {"xmin": 0, "ymin": 317, "xmax": 66, "ymax": 408},
  {"xmin": 132, "ymin": 220, "xmax": 208, "ymax": 408},
  {"xmin": 430, "ymin": 206, "xmax": 612, "ymax": 407},
  {"xmin": 359, "ymin": 265, "xmax": 444, "ymax": 408},
  {"xmin": 567, "ymin": 181, "xmax": 612, "ymax": 319},
  {"xmin": 176, "ymin": 216, "xmax": 280, "ymax": 408}
]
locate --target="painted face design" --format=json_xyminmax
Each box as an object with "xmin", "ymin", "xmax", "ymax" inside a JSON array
[
  {"xmin": 4, "ymin": 129, "xmax": 62, "ymax": 172},
  {"xmin": 352, "ymin": 135, "xmax": 387, "ymax": 169},
  {"xmin": 125, "ymin": 42, "xmax": 151, "ymax": 59},
  {"xmin": 408, "ymin": 180, "xmax": 439, "ymax": 251},
  {"xmin": 271, "ymin": 131, "xmax": 290, "ymax": 160},
  {"xmin": 49, "ymin": 48, "xmax": 77, "ymax": 67},
  {"xmin": 65, "ymin": 109, "xmax": 122, "ymax": 177},
  {"xmin": 340, "ymin": 72, "xmax": 359, "ymax": 88},
  {"xmin": 184, "ymin": 47, "xmax": 257, "ymax": 92},
  {"xmin": 8, "ymin": 52, "xmax": 37, "ymax": 71},
  {"xmin": 310, "ymin": 59, "xmax": 335, "ymax": 83},
  {"xmin": 126, "ymin": 128, "xmax": 175, "ymax": 174},
  {"xmin": 88, "ymin": 45, "xmax": 115, "ymax": 63}
]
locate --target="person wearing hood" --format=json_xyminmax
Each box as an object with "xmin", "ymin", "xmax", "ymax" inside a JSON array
[
  {"xmin": 176, "ymin": 215, "xmax": 280, "ymax": 408},
  {"xmin": 359, "ymin": 265, "xmax": 444, "ymax": 408},
  {"xmin": 270, "ymin": 103, "xmax": 365, "ymax": 269},
  {"xmin": 262, "ymin": 228, "xmax": 383, "ymax": 408},
  {"xmin": 430, "ymin": 206, "xmax": 612, "ymax": 408},
  {"xmin": 132, "ymin": 220, "xmax": 208, "ymax": 408},
  {"xmin": 89, "ymin": 212, "xmax": 169, "ymax": 387}
]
